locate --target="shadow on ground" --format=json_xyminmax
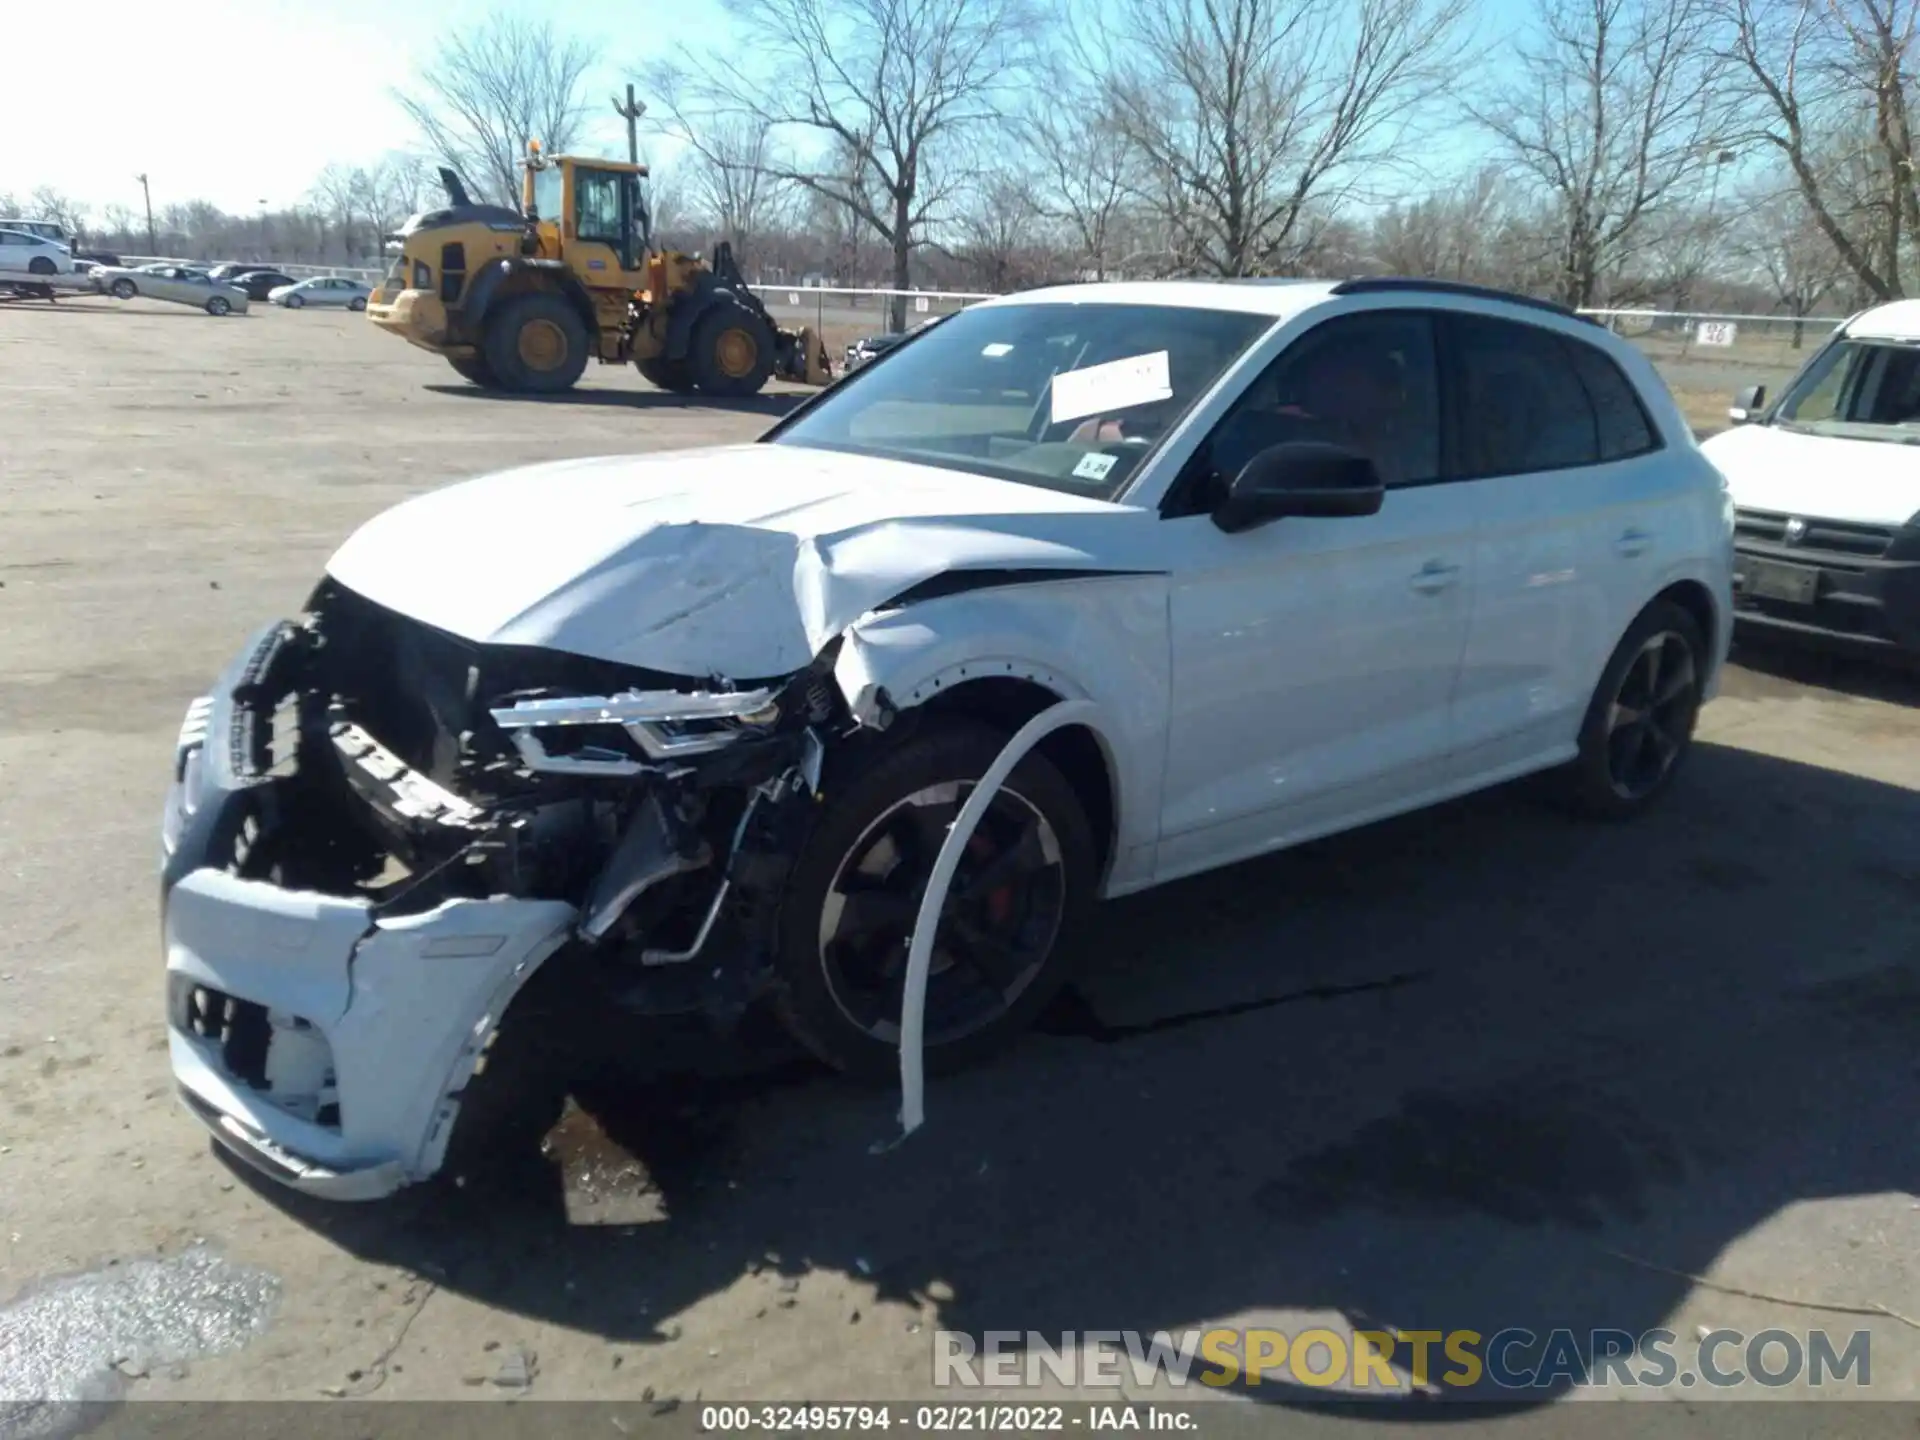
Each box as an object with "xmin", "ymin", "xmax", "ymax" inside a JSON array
[
  {"xmin": 422, "ymin": 384, "xmax": 805, "ymax": 418},
  {"xmin": 1727, "ymin": 631, "xmax": 1920, "ymax": 707},
  {"xmin": 231, "ymin": 740, "xmax": 1920, "ymax": 1410}
]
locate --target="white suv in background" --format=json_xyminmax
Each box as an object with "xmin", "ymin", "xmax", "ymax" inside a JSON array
[
  {"xmin": 0, "ymin": 226, "xmax": 75, "ymax": 275},
  {"xmin": 1702, "ymin": 301, "xmax": 1920, "ymax": 655},
  {"xmin": 161, "ymin": 277, "xmax": 1733, "ymax": 1200}
]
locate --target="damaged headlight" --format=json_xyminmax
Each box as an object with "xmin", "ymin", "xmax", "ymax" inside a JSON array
[{"xmin": 489, "ymin": 687, "xmax": 781, "ymax": 776}]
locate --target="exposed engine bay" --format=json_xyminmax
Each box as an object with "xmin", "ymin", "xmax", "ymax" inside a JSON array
[{"xmin": 181, "ymin": 577, "xmax": 867, "ymax": 1022}]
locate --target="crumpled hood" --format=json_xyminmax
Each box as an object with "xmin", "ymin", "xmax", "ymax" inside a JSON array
[
  {"xmin": 1701, "ymin": 423, "xmax": 1920, "ymax": 527},
  {"xmin": 324, "ymin": 444, "xmax": 1162, "ymax": 677}
]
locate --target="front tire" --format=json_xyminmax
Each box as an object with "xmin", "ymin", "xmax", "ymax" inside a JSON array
[
  {"xmin": 448, "ymin": 354, "xmax": 503, "ymax": 388},
  {"xmin": 205, "ymin": 296, "xmax": 230, "ymax": 316},
  {"xmin": 482, "ymin": 292, "xmax": 591, "ymax": 394},
  {"xmin": 285, "ymin": 293, "xmax": 304, "ymax": 309},
  {"xmin": 637, "ymin": 356, "xmax": 696, "ymax": 393},
  {"xmin": 1559, "ymin": 599, "xmax": 1707, "ymax": 819},
  {"xmin": 349, "ymin": 296, "xmax": 367, "ymax": 312},
  {"xmin": 773, "ymin": 719, "xmax": 1096, "ymax": 1079},
  {"xmin": 110, "ymin": 278, "xmax": 137, "ymax": 299},
  {"xmin": 688, "ymin": 301, "xmax": 776, "ymax": 397},
  {"xmin": 27, "ymin": 257, "xmax": 55, "ymax": 276}
]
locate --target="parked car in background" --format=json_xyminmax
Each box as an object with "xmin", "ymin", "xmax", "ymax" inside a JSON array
[
  {"xmin": 0, "ymin": 227, "xmax": 75, "ymax": 275},
  {"xmin": 207, "ymin": 263, "xmax": 260, "ymax": 281},
  {"xmin": 229, "ymin": 269, "xmax": 299, "ymax": 302},
  {"xmin": 73, "ymin": 249, "xmax": 121, "ymax": 267},
  {"xmin": 1704, "ymin": 298, "xmax": 1920, "ymax": 656},
  {"xmin": 842, "ymin": 314, "xmax": 950, "ymax": 373},
  {"xmin": 270, "ymin": 276, "xmax": 371, "ymax": 310},
  {"xmin": 94, "ymin": 263, "xmax": 249, "ymax": 315}
]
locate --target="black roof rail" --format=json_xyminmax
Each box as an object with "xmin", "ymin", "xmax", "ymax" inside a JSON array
[{"xmin": 1329, "ymin": 276, "xmax": 1600, "ymax": 324}]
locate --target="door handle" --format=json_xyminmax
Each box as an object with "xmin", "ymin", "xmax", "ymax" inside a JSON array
[
  {"xmin": 1410, "ymin": 559, "xmax": 1462, "ymax": 594},
  {"xmin": 1616, "ymin": 527, "xmax": 1653, "ymax": 557}
]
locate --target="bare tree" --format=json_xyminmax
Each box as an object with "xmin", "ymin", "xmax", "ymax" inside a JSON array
[
  {"xmin": 1018, "ymin": 39, "xmax": 1136, "ymax": 280},
  {"xmin": 1367, "ymin": 168, "xmax": 1522, "ymax": 279},
  {"xmin": 1734, "ymin": 183, "xmax": 1855, "ymax": 340},
  {"xmin": 1474, "ymin": 0, "xmax": 1732, "ymax": 308},
  {"xmin": 1720, "ymin": 0, "xmax": 1920, "ymax": 299},
  {"xmin": 684, "ymin": 117, "xmax": 795, "ymax": 265},
  {"xmin": 950, "ymin": 173, "xmax": 1048, "ymax": 289},
  {"xmin": 1098, "ymin": 0, "xmax": 1469, "ymax": 276},
  {"xmin": 29, "ymin": 186, "xmax": 90, "ymax": 239},
  {"xmin": 310, "ymin": 164, "xmax": 366, "ymax": 260},
  {"xmin": 651, "ymin": 0, "xmax": 1037, "ymax": 329},
  {"xmin": 396, "ymin": 11, "xmax": 595, "ymax": 207}
]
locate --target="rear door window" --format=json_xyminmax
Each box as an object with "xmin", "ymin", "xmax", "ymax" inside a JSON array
[{"xmin": 1449, "ymin": 315, "xmax": 1601, "ymax": 476}]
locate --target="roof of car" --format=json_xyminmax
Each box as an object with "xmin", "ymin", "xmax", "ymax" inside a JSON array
[
  {"xmin": 980, "ymin": 279, "xmax": 1341, "ymax": 316},
  {"xmin": 975, "ymin": 276, "xmax": 1591, "ymax": 323},
  {"xmin": 1844, "ymin": 299, "xmax": 1920, "ymax": 341}
]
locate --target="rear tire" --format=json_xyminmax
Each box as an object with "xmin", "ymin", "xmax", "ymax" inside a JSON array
[
  {"xmin": 27, "ymin": 257, "xmax": 55, "ymax": 276},
  {"xmin": 1556, "ymin": 598, "xmax": 1707, "ymax": 820},
  {"xmin": 688, "ymin": 300, "xmax": 776, "ymax": 397},
  {"xmin": 482, "ymin": 292, "xmax": 591, "ymax": 394},
  {"xmin": 637, "ymin": 356, "xmax": 697, "ymax": 393},
  {"xmin": 448, "ymin": 354, "xmax": 503, "ymax": 388},
  {"xmin": 772, "ymin": 719, "xmax": 1096, "ymax": 1080},
  {"xmin": 110, "ymin": 278, "xmax": 136, "ymax": 299}
]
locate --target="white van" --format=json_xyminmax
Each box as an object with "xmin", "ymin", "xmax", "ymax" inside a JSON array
[{"xmin": 1701, "ymin": 300, "xmax": 1920, "ymax": 655}]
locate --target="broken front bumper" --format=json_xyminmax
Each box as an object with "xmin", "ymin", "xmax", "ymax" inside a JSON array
[{"xmin": 160, "ymin": 630, "xmax": 576, "ymax": 1199}]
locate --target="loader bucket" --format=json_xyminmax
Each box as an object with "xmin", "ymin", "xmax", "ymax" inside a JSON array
[{"xmin": 776, "ymin": 325, "xmax": 833, "ymax": 387}]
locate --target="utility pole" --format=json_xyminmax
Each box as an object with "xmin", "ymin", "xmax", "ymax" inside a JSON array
[
  {"xmin": 612, "ymin": 84, "xmax": 647, "ymax": 166},
  {"xmin": 134, "ymin": 173, "xmax": 156, "ymax": 255}
]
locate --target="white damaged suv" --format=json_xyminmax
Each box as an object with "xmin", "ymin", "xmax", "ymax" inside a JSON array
[{"xmin": 162, "ymin": 278, "xmax": 1734, "ymax": 1199}]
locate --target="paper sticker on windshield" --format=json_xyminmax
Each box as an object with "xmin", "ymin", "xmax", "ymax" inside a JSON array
[
  {"xmin": 982, "ymin": 342, "xmax": 1014, "ymax": 357},
  {"xmin": 1072, "ymin": 452, "xmax": 1118, "ymax": 482},
  {"xmin": 1050, "ymin": 351, "xmax": 1173, "ymax": 425}
]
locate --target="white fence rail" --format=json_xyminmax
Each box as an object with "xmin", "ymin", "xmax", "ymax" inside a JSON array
[{"xmin": 86, "ymin": 264, "xmax": 1851, "ymax": 354}]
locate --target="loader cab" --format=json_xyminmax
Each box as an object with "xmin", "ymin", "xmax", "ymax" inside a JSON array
[{"xmin": 524, "ymin": 151, "xmax": 650, "ymax": 280}]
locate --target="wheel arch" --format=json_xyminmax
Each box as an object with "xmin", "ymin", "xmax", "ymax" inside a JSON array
[
  {"xmin": 464, "ymin": 258, "xmax": 599, "ymax": 341},
  {"xmin": 912, "ymin": 676, "xmax": 1119, "ymax": 889},
  {"xmin": 1651, "ymin": 575, "xmax": 1724, "ymax": 690},
  {"xmin": 829, "ymin": 579, "xmax": 1173, "ymax": 896}
]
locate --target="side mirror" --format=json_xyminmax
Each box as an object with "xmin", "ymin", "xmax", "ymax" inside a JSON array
[
  {"xmin": 1211, "ymin": 442, "xmax": 1386, "ymax": 533},
  {"xmin": 1729, "ymin": 383, "xmax": 1766, "ymax": 425}
]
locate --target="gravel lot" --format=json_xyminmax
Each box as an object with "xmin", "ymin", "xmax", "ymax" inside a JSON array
[{"xmin": 2, "ymin": 299, "xmax": 1917, "ymax": 1429}]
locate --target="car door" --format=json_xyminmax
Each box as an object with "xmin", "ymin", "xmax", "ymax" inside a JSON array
[
  {"xmin": 1441, "ymin": 311, "xmax": 1670, "ymax": 777},
  {"xmin": 1154, "ymin": 309, "xmax": 1478, "ymax": 882},
  {"xmin": 148, "ymin": 267, "xmax": 191, "ymax": 303}
]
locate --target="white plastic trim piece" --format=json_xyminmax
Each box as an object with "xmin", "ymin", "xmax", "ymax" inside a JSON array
[{"xmin": 885, "ymin": 698, "xmax": 1098, "ymax": 1147}]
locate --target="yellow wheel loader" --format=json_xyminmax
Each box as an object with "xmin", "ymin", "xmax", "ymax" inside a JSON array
[{"xmin": 366, "ymin": 145, "xmax": 831, "ymax": 397}]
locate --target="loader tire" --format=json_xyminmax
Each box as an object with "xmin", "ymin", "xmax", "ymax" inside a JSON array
[
  {"xmin": 448, "ymin": 354, "xmax": 503, "ymax": 389},
  {"xmin": 689, "ymin": 300, "xmax": 775, "ymax": 398},
  {"xmin": 483, "ymin": 292, "xmax": 590, "ymax": 394},
  {"xmin": 637, "ymin": 356, "xmax": 696, "ymax": 394}
]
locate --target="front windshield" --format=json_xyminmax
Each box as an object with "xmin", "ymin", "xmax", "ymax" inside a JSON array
[
  {"xmin": 1773, "ymin": 337, "xmax": 1920, "ymax": 442},
  {"xmin": 771, "ymin": 302, "xmax": 1275, "ymax": 499}
]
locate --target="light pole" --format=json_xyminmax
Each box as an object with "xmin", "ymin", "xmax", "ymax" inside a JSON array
[{"xmin": 134, "ymin": 173, "xmax": 156, "ymax": 255}]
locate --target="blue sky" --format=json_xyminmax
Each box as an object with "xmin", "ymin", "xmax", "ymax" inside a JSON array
[
  {"xmin": 3, "ymin": 0, "xmax": 1529, "ymax": 220},
  {"xmin": 0, "ymin": 0, "xmax": 722, "ymax": 215}
]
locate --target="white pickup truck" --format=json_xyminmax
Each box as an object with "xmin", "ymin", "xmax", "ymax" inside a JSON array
[{"xmin": 1701, "ymin": 299, "xmax": 1920, "ymax": 656}]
